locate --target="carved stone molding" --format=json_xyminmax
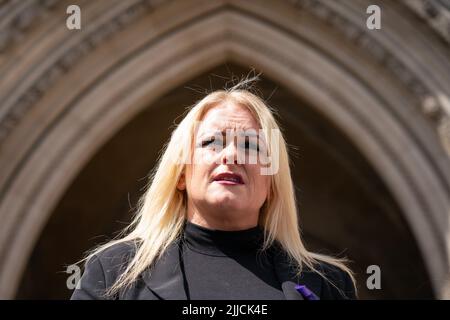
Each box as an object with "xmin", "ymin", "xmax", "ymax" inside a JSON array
[
  {"xmin": 288, "ymin": 0, "xmax": 450, "ymax": 156},
  {"xmin": 0, "ymin": 0, "xmax": 169, "ymax": 142},
  {"xmin": 0, "ymin": 0, "xmax": 449, "ymax": 155},
  {"xmin": 401, "ymin": 0, "xmax": 450, "ymax": 44},
  {"xmin": 0, "ymin": 0, "xmax": 60, "ymax": 53}
]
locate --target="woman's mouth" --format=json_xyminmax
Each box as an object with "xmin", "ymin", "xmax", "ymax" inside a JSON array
[{"xmin": 211, "ymin": 172, "xmax": 244, "ymax": 185}]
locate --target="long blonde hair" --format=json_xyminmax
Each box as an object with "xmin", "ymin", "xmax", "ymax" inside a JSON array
[{"xmin": 83, "ymin": 76, "xmax": 356, "ymax": 297}]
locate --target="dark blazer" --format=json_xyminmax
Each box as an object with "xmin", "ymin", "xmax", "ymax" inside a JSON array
[{"xmin": 71, "ymin": 241, "xmax": 356, "ymax": 300}]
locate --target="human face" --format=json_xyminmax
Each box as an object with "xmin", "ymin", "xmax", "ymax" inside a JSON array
[{"xmin": 177, "ymin": 103, "xmax": 270, "ymax": 230}]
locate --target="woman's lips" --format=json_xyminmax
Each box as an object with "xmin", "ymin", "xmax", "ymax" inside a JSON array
[
  {"xmin": 211, "ymin": 172, "xmax": 244, "ymax": 185},
  {"xmin": 214, "ymin": 180, "xmax": 242, "ymax": 186}
]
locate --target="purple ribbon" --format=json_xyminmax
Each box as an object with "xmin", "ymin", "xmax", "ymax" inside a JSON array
[{"xmin": 295, "ymin": 285, "xmax": 320, "ymax": 300}]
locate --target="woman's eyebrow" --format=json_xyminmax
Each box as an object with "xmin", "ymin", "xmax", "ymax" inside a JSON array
[
  {"xmin": 198, "ymin": 129, "xmax": 260, "ymax": 140},
  {"xmin": 197, "ymin": 130, "xmax": 224, "ymax": 138}
]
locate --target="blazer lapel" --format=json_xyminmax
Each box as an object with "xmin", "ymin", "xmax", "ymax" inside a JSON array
[
  {"xmin": 141, "ymin": 241, "xmax": 323, "ymax": 300},
  {"xmin": 141, "ymin": 241, "xmax": 188, "ymax": 299},
  {"xmin": 272, "ymin": 249, "xmax": 322, "ymax": 300}
]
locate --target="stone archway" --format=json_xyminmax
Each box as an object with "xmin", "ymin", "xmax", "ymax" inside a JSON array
[
  {"xmin": 13, "ymin": 62, "xmax": 434, "ymax": 299},
  {"xmin": 0, "ymin": 0, "xmax": 449, "ymax": 298}
]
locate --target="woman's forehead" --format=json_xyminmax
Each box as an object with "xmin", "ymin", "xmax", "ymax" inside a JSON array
[{"xmin": 197, "ymin": 104, "xmax": 260, "ymax": 134}]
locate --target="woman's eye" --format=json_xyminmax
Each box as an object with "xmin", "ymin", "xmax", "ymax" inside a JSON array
[
  {"xmin": 240, "ymin": 139, "xmax": 259, "ymax": 151},
  {"xmin": 201, "ymin": 138, "xmax": 213, "ymax": 147},
  {"xmin": 201, "ymin": 137, "xmax": 223, "ymax": 148}
]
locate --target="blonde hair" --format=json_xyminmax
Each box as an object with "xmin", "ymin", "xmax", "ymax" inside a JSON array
[{"xmin": 82, "ymin": 76, "xmax": 356, "ymax": 297}]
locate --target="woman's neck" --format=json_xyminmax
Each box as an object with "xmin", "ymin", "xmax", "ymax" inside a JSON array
[
  {"xmin": 187, "ymin": 210, "xmax": 258, "ymax": 231},
  {"xmin": 182, "ymin": 219, "xmax": 264, "ymax": 257}
]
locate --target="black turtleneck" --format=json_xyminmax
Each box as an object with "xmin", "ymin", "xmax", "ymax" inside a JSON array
[{"xmin": 179, "ymin": 221, "xmax": 285, "ymax": 300}]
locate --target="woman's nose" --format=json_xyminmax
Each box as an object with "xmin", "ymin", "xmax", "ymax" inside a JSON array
[{"xmin": 221, "ymin": 140, "xmax": 240, "ymax": 165}]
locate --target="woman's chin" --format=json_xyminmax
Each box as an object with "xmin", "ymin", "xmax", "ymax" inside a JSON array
[{"xmin": 208, "ymin": 196, "xmax": 243, "ymax": 210}]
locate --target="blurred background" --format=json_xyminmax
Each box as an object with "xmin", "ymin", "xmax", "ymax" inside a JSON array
[{"xmin": 0, "ymin": 0, "xmax": 449, "ymax": 299}]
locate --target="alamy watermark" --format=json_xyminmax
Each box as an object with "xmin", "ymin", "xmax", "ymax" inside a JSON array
[
  {"xmin": 66, "ymin": 4, "xmax": 381, "ymax": 31},
  {"xmin": 66, "ymin": 264, "xmax": 81, "ymax": 290},
  {"xmin": 171, "ymin": 123, "xmax": 280, "ymax": 176},
  {"xmin": 366, "ymin": 264, "xmax": 381, "ymax": 290},
  {"xmin": 366, "ymin": 5, "xmax": 381, "ymax": 30},
  {"xmin": 66, "ymin": 5, "xmax": 81, "ymax": 30}
]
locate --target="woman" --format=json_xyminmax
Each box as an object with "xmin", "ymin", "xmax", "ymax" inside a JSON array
[{"xmin": 71, "ymin": 79, "xmax": 357, "ymax": 300}]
